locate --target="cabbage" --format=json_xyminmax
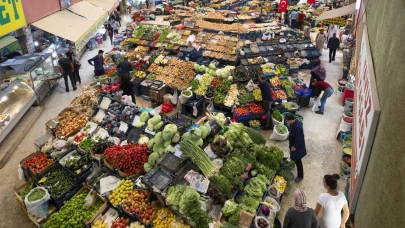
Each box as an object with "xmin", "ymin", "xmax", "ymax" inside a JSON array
[
  {"xmin": 164, "ymin": 124, "xmax": 178, "ymax": 133},
  {"xmin": 153, "ymin": 121, "xmax": 164, "ymax": 130},
  {"xmin": 163, "ymin": 140, "xmax": 171, "ymax": 148},
  {"xmin": 138, "ymin": 136, "xmax": 149, "ymax": 144},
  {"xmin": 190, "ymin": 128, "xmax": 202, "ymax": 140},
  {"xmin": 154, "ymin": 132, "xmax": 162, "ymax": 144},
  {"xmin": 162, "ymin": 129, "xmax": 174, "ymax": 141},
  {"xmin": 135, "ymin": 121, "xmax": 145, "ymax": 128},
  {"xmin": 153, "ymin": 143, "xmax": 164, "ymax": 154},
  {"xmin": 140, "ymin": 112, "xmax": 150, "ymax": 122},
  {"xmin": 147, "ymin": 122, "xmax": 154, "ymax": 132},
  {"xmin": 209, "ymin": 63, "xmax": 216, "ymax": 70},
  {"xmin": 165, "ymin": 145, "xmax": 175, "ymax": 153},
  {"xmin": 149, "ymin": 115, "xmax": 162, "ymax": 125},
  {"xmin": 144, "ymin": 162, "xmax": 152, "ymax": 172},
  {"xmin": 200, "ymin": 126, "xmax": 209, "ymax": 139},
  {"xmin": 148, "ymin": 152, "xmax": 160, "ymax": 165},
  {"xmin": 194, "ymin": 63, "xmax": 200, "ymax": 71},
  {"xmin": 196, "ymin": 138, "xmax": 203, "ymax": 147},
  {"xmin": 147, "ymin": 138, "xmax": 155, "ymax": 149},
  {"xmin": 182, "ymin": 132, "xmax": 191, "ymax": 140},
  {"xmin": 172, "ymin": 133, "xmax": 180, "ymax": 143}
]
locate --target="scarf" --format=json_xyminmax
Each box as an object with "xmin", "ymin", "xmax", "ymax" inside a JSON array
[{"xmin": 293, "ymin": 189, "xmax": 308, "ymax": 212}]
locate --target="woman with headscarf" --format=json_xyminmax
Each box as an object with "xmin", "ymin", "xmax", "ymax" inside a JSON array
[
  {"xmin": 283, "ymin": 189, "xmax": 318, "ymax": 228},
  {"xmin": 315, "ymin": 29, "xmax": 327, "ymax": 52},
  {"xmin": 310, "ymin": 66, "xmax": 326, "ymax": 89}
]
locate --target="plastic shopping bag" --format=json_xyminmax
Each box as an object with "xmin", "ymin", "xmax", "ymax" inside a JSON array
[
  {"xmin": 24, "ymin": 187, "xmax": 50, "ymax": 218},
  {"xmin": 206, "ymin": 99, "xmax": 214, "ymax": 112},
  {"xmin": 269, "ymin": 124, "xmax": 289, "ymax": 141},
  {"xmin": 171, "ymin": 90, "xmax": 178, "ymax": 105},
  {"xmin": 312, "ymin": 99, "xmax": 320, "ymax": 112}
]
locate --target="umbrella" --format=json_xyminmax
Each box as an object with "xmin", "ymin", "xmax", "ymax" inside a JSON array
[{"xmin": 312, "ymin": 66, "xmax": 326, "ymax": 80}]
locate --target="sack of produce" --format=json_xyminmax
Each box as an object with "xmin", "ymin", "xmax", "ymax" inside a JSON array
[
  {"xmin": 269, "ymin": 124, "xmax": 289, "ymax": 141},
  {"xmin": 24, "ymin": 187, "xmax": 50, "ymax": 218},
  {"xmin": 271, "ymin": 110, "xmax": 284, "ymax": 126}
]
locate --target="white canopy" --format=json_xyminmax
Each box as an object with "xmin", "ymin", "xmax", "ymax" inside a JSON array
[{"xmin": 316, "ymin": 3, "xmax": 357, "ymax": 21}]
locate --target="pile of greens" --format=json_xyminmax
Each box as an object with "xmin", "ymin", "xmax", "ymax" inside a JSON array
[
  {"xmin": 240, "ymin": 175, "xmax": 269, "ymax": 213},
  {"xmin": 222, "ymin": 199, "xmax": 241, "ymax": 226},
  {"xmin": 272, "ymin": 110, "xmax": 283, "ymax": 122},
  {"xmin": 166, "ymin": 185, "xmax": 211, "ymax": 228}
]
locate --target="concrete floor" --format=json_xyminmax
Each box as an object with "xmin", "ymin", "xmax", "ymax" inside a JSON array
[{"xmin": 0, "ymin": 15, "xmax": 346, "ymax": 227}]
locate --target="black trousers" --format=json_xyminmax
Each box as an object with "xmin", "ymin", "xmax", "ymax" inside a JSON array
[
  {"xmin": 63, "ymin": 71, "xmax": 76, "ymax": 91},
  {"xmin": 95, "ymin": 69, "xmax": 105, "ymax": 76},
  {"xmin": 263, "ymin": 101, "xmax": 273, "ymax": 128},
  {"xmin": 329, "ymin": 49, "xmax": 337, "ymax": 61},
  {"xmin": 292, "ymin": 158, "xmax": 304, "ymax": 178},
  {"xmin": 74, "ymin": 65, "xmax": 81, "ymax": 83},
  {"xmin": 109, "ymin": 35, "xmax": 113, "ymax": 45}
]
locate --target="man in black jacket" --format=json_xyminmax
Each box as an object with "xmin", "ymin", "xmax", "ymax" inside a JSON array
[
  {"xmin": 327, "ymin": 33, "xmax": 340, "ymax": 63},
  {"xmin": 117, "ymin": 56, "xmax": 132, "ymax": 77}
]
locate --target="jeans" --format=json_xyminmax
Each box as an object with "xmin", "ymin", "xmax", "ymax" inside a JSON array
[
  {"xmin": 109, "ymin": 35, "xmax": 113, "ymax": 45},
  {"xmin": 292, "ymin": 158, "xmax": 304, "ymax": 178},
  {"xmin": 63, "ymin": 71, "xmax": 76, "ymax": 91},
  {"xmin": 291, "ymin": 19, "xmax": 296, "ymax": 28},
  {"xmin": 74, "ymin": 65, "xmax": 81, "ymax": 83},
  {"xmin": 329, "ymin": 48, "xmax": 337, "ymax": 61},
  {"xmin": 263, "ymin": 101, "xmax": 273, "ymax": 128},
  {"xmin": 320, "ymin": 88, "xmax": 334, "ymax": 112}
]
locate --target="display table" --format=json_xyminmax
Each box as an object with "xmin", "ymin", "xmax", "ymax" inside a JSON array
[{"xmin": 342, "ymin": 88, "xmax": 354, "ymax": 105}]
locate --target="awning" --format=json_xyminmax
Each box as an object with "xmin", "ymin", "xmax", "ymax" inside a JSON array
[
  {"xmin": 68, "ymin": 1, "xmax": 108, "ymax": 23},
  {"xmin": 85, "ymin": 0, "xmax": 119, "ymax": 13},
  {"xmin": 316, "ymin": 3, "xmax": 357, "ymax": 21},
  {"xmin": 32, "ymin": 10, "xmax": 96, "ymax": 53},
  {"xmin": 0, "ymin": 35, "xmax": 19, "ymax": 57}
]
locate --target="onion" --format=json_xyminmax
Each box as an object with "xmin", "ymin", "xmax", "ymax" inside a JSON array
[{"xmin": 261, "ymin": 205, "xmax": 270, "ymax": 216}]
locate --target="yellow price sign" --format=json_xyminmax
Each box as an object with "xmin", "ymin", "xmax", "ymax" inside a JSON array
[{"xmin": 0, "ymin": 0, "xmax": 26, "ymax": 37}]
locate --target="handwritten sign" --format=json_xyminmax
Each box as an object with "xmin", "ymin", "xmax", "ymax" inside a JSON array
[{"xmin": 0, "ymin": 0, "xmax": 26, "ymax": 36}]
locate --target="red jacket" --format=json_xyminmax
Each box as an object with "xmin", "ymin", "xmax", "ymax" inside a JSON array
[{"xmin": 298, "ymin": 13, "xmax": 306, "ymax": 22}]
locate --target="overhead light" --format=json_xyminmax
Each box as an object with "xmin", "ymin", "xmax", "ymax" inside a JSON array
[{"xmin": 356, "ymin": 0, "xmax": 361, "ymax": 10}]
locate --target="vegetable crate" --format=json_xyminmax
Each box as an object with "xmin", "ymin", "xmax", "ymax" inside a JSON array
[
  {"xmin": 181, "ymin": 96, "xmax": 204, "ymax": 119},
  {"xmin": 20, "ymin": 152, "xmax": 57, "ymax": 183},
  {"xmin": 14, "ymin": 180, "xmax": 36, "ymax": 208},
  {"xmin": 75, "ymin": 184, "xmax": 108, "ymax": 226},
  {"xmin": 233, "ymin": 112, "xmax": 252, "ymax": 122}
]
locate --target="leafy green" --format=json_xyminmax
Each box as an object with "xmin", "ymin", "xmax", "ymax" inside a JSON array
[
  {"xmin": 272, "ymin": 110, "xmax": 283, "ymax": 122},
  {"xmin": 220, "ymin": 157, "xmax": 245, "ymax": 190},
  {"xmin": 209, "ymin": 175, "xmax": 232, "ymax": 196},
  {"xmin": 222, "ymin": 199, "xmax": 239, "ymax": 217}
]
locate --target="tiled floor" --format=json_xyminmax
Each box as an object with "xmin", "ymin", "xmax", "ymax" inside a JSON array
[{"xmin": 0, "ymin": 14, "xmax": 346, "ymax": 227}]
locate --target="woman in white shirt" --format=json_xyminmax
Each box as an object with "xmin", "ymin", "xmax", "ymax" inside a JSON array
[{"xmin": 315, "ymin": 174, "xmax": 350, "ymax": 228}]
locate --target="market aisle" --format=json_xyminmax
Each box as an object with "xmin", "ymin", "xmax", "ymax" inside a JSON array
[
  {"xmin": 274, "ymin": 46, "xmax": 346, "ymax": 223},
  {"xmin": 0, "ymin": 16, "xmax": 132, "ymax": 227}
]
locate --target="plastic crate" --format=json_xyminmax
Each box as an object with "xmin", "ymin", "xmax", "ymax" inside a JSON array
[
  {"xmin": 20, "ymin": 152, "xmax": 57, "ymax": 182},
  {"xmin": 181, "ymin": 96, "xmax": 204, "ymax": 118},
  {"xmin": 233, "ymin": 112, "xmax": 252, "ymax": 121}
]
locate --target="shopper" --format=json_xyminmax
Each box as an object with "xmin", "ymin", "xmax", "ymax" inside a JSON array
[
  {"xmin": 88, "ymin": 50, "xmax": 107, "ymax": 76},
  {"xmin": 111, "ymin": 19, "xmax": 119, "ymax": 34},
  {"xmin": 116, "ymin": 14, "xmax": 122, "ymax": 27},
  {"xmin": 66, "ymin": 47, "xmax": 81, "ymax": 84},
  {"xmin": 117, "ymin": 56, "xmax": 132, "ymax": 77},
  {"xmin": 290, "ymin": 10, "xmax": 298, "ymax": 28},
  {"xmin": 311, "ymin": 79, "xmax": 334, "ymax": 115},
  {"xmin": 285, "ymin": 114, "xmax": 306, "ymax": 183},
  {"xmin": 327, "ymin": 25, "xmax": 338, "ymax": 41},
  {"xmin": 297, "ymin": 11, "xmax": 306, "ymax": 30},
  {"xmin": 251, "ymin": 77, "xmax": 272, "ymax": 130},
  {"xmin": 315, "ymin": 29, "xmax": 327, "ymax": 52},
  {"xmin": 283, "ymin": 189, "xmax": 318, "ymax": 228},
  {"xmin": 309, "ymin": 66, "xmax": 326, "ymax": 89},
  {"xmin": 57, "ymin": 53, "xmax": 76, "ymax": 92},
  {"xmin": 108, "ymin": 25, "xmax": 114, "ymax": 45},
  {"xmin": 120, "ymin": 75, "xmax": 136, "ymax": 104},
  {"xmin": 315, "ymin": 174, "xmax": 349, "ymax": 228},
  {"xmin": 327, "ymin": 33, "xmax": 340, "ymax": 63},
  {"xmin": 303, "ymin": 25, "xmax": 311, "ymax": 40}
]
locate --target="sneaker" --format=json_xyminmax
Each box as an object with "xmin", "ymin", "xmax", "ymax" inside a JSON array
[
  {"xmin": 66, "ymin": 90, "xmax": 69, "ymax": 92},
  {"xmin": 329, "ymin": 60, "xmax": 332, "ymax": 63},
  {"xmin": 315, "ymin": 111, "xmax": 324, "ymax": 115},
  {"xmin": 73, "ymin": 87, "xmax": 77, "ymax": 91},
  {"xmin": 318, "ymin": 106, "xmax": 321, "ymax": 109},
  {"xmin": 261, "ymin": 126, "xmax": 272, "ymax": 131},
  {"xmin": 295, "ymin": 177, "xmax": 303, "ymax": 183}
]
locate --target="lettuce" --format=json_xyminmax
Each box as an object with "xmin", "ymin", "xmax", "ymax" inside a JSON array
[{"xmin": 222, "ymin": 199, "xmax": 239, "ymax": 217}]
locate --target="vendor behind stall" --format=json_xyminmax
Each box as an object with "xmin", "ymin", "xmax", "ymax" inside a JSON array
[
  {"xmin": 251, "ymin": 77, "xmax": 273, "ymax": 130},
  {"xmin": 117, "ymin": 56, "xmax": 132, "ymax": 77}
]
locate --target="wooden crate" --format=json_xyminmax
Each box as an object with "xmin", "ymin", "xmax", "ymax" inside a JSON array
[
  {"xmin": 14, "ymin": 180, "xmax": 36, "ymax": 208},
  {"xmin": 75, "ymin": 184, "xmax": 108, "ymax": 226},
  {"xmin": 27, "ymin": 204, "xmax": 57, "ymax": 227},
  {"xmin": 20, "ymin": 152, "xmax": 57, "ymax": 182}
]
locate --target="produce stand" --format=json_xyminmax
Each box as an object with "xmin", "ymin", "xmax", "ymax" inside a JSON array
[{"xmin": 11, "ymin": 3, "xmax": 328, "ymax": 226}]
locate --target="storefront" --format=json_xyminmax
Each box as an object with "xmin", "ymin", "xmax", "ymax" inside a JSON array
[{"xmin": 0, "ymin": 35, "xmax": 19, "ymax": 58}]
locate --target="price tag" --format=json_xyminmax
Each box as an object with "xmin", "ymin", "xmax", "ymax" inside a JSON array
[
  {"xmin": 160, "ymin": 211, "xmax": 167, "ymax": 219},
  {"xmin": 39, "ymin": 177, "xmax": 47, "ymax": 183},
  {"xmin": 282, "ymin": 99, "xmax": 287, "ymax": 103}
]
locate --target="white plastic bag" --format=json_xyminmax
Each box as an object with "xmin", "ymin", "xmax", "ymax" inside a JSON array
[
  {"xmin": 271, "ymin": 115, "xmax": 284, "ymax": 126},
  {"xmin": 245, "ymin": 81, "xmax": 254, "ymax": 92},
  {"xmin": 150, "ymin": 105, "xmax": 162, "ymax": 116},
  {"xmin": 269, "ymin": 124, "xmax": 289, "ymax": 141},
  {"xmin": 206, "ymin": 99, "xmax": 214, "ymax": 112},
  {"xmin": 171, "ymin": 90, "xmax": 178, "ymax": 105},
  {"xmin": 24, "ymin": 187, "xmax": 50, "ymax": 218},
  {"xmin": 53, "ymin": 140, "xmax": 67, "ymax": 150},
  {"xmin": 312, "ymin": 99, "xmax": 320, "ymax": 112}
]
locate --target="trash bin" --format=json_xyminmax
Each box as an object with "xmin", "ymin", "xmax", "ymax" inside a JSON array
[{"xmin": 96, "ymin": 36, "xmax": 103, "ymax": 44}]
